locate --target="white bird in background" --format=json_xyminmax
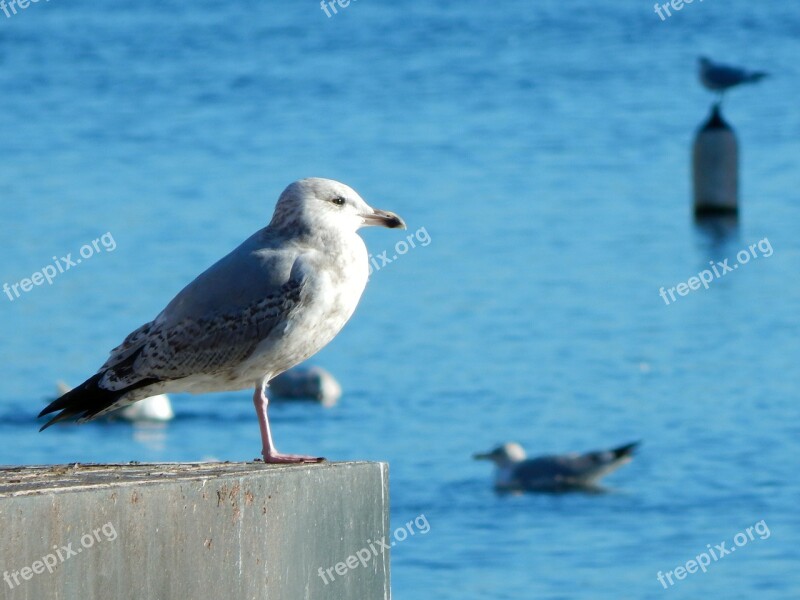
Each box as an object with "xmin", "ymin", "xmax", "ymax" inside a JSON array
[
  {"xmin": 40, "ymin": 178, "xmax": 406, "ymax": 463},
  {"xmin": 698, "ymin": 56, "xmax": 768, "ymax": 99},
  {"xmin": 474, "ymin": 441, "xmax": 640, "ymax": 492}
]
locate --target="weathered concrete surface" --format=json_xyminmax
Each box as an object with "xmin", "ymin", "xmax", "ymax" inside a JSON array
[{"xmin": 0, "ymin": 462, "xmax": 390, "ymax": 600}]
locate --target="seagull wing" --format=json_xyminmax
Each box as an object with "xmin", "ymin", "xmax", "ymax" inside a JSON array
[
  {"xmin": 39, "ymin": 230, "xmax": 316, "ymax": 427},
  {"xmin": 101, "ymin": 276, "xmax": 305, "ymax": 388},
  {"xmin": 101, "ymin": 230, "xmax": 311, "ymax": 387},
  {"xmin": 514, "ymin": 442, "xmax": 639, "ymax": 488},
  {"xmin": 512, "ymin": 456, "xmax": 579, "ymax": 485}
]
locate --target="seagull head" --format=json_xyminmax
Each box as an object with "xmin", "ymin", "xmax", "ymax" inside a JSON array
[
  {"xmin": 473, "ymin": 442, "xmax": 527, "ymax": 466},
  {"xmin": 270, "ymin": 178, "xmax": 406, "ymax": 235}
]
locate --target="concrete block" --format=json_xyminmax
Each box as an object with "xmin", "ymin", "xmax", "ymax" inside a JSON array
[{"xmin": 0, "ymin": 462, "xmax": 390, "ymax": 600}]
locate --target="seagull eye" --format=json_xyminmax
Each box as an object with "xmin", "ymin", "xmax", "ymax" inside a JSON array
[{"xmin": 331, "ymin": 196, "xmax": 346, "ymax": 206}]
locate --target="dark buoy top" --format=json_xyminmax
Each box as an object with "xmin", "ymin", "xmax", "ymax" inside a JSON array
[{"xmin": 700, "ymin": 103, "xmax": 732, "ymax": 132}]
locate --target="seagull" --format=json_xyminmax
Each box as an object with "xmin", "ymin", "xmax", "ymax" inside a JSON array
[
  {"xmin": 698, "ymin": 56, "xmax": 768, "ymax": 99},
  {"xmin": 39, "ymin": 178, "xmax": 406, "ymax": 463},
  {"xmin": 473, "ymin": 441, "xmax": 640, "ymax": 492}
]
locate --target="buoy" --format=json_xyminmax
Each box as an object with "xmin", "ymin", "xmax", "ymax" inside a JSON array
[{"xmin": 692, "ymin": 103, "xmax": 738, "ymax": 218}]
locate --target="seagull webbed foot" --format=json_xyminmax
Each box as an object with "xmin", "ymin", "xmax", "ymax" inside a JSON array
[{"xmin": 258, "ymin": 450, "xmax": 326, "ymax": 464}]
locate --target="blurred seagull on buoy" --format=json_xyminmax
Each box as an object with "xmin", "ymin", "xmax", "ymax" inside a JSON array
[
  {"xmin": 55, "ymin": 381, "xmax": 174, "ymax": 423},
  {"xmin": 698, "ymin": 56, "xmax": 768, "ymax": 99},
  {"xmin": 474, "ymin": 441, "xmax": 640, "ymax": 492}
]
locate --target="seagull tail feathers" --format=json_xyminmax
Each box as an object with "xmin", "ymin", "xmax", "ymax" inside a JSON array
[
  {"xmin": 611, "ymin": 441, "xmax": 641, "ymax": 460},
  {"xmin": 38, "ymin": 373, "xmax": 158, "ymax": 431},
  {"xmin": 748, "ymin": 71, "xmax": 768, "ymax": 83}
]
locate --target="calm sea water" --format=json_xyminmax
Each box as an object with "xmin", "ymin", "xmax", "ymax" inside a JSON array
[{"xmin": 1, "ymin": 1, "xmax": 799, "ymax": 598}]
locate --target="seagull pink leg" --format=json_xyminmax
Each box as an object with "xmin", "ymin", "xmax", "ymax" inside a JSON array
[{"xmin": 252, "ymin": 385, "xmax": 324, "ymax": 464}]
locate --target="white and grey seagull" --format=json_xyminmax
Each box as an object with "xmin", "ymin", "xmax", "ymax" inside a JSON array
[
  {"xmin": 474, "ymin": 441, "xmax": 640, "ymax": 492},
  {"xmin": 698, "ymin": 56, "xmax": 768, "ymax": 98},
  {"xmin": 39, "ymin": 178, "xmax": 406, "ymax": 463}
]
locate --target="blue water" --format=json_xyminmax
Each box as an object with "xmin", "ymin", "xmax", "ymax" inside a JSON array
[{"xmin": 1, "ymin": 1, "xmax": 799, "ymax": 598}]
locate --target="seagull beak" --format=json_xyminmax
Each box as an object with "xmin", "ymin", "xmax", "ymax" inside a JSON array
[
  {"xmin": 472, "ymin": 452, "xmax": 489, "ymax": 461},
  {"xmin": 362, "ymin": 208, "xmax": 406, "ymax": 230}
]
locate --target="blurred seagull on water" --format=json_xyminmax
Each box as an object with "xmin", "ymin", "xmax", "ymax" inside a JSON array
[{"xmin": 474, "ymin": 441, "xmax": 640, "ymax": 492}]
